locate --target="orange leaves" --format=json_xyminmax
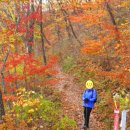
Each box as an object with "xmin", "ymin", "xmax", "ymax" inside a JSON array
[
  {"xmin": 97, "ymin": 70, "xmax": 130, "ymax": 85},
  {"xmin": 62, "ymin": 4, "xmax": 75, "ymax": 10},
  {"xmin": 83, "ymin": 14, "xmax": 103, "ymax": 26},
  {"xmin": 97, "ymin": 71, "xmax": 123, "ymax": 79},
  {"xmin": 69, "ymin": 15, "xmax": 83, "ymax": 23},
  {"xmin": 69, "ymin": 12, "xmax": 105, "ymax": 26},
  {"xmin": 69, "ymin": 13, "xmax": 104, "ymax": 23},
  {"xmin": 81, "ymin": 3, "xmax": 99, "ymax": 10},
  {"xmin": 81, "ymin": 40, "xmax": 103, "ymax": 54},
  {"xmin": 102, "ymin": 23, "xmax": 116, "ymax": 31},
  {"xmin": 114, "ymin": 44, "xmax": 121, "ymax": 50},
  {"xmin": 68, "ymin": 2, "xmax": 105, "ymax": 24}
]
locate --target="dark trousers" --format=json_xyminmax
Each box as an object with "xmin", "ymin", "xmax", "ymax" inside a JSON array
[{"xmin": 84, "ymin": 107, "xmax": 92, "ymax": 127}]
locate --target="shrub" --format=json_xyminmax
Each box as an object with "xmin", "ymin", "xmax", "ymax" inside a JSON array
[
  {"xmin": 62, "ymin": 56, "xmax": 75, "ymax": 72},
  {"xmin": 54, "ymin": 116, "xmax": 76, "ymax": 130},
  {"xmin": 1, "ymin": 87, "xmax": 76, "ymax": 130}
]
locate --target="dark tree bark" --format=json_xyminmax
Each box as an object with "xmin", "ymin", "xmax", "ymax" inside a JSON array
[
  {"xmin": 0, "ymin": 91, "xmax": 5, "ymax": 120},
  {"xmin": 28, "ymin": 0, "xmax": 35, "ymax": 54},
  {"xmin": 105, "ymin": 1, "xmax": 120, "ymax": 43},
  {"xmin": 40, "ymin": 0, "xmax": 47, "ymax": 65},
  {"xmin": 57, "ymin": 0, "xmax": 82, "ymax": 45},
  {"xmin": 24, "ymin": 0, "xmax": 35, "ymax": 54},
  {"xmin": 0, "ymin": 48, "xmax": 10, "ymax": 120}
]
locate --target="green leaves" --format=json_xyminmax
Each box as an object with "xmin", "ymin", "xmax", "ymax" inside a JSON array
[
  {"xmin": 11, "ymin": 88, "xmax": 75, "ymax": 129},
  {"xmin": 54, "ymin": 116, "xmax": 76, "ymax": 130}
]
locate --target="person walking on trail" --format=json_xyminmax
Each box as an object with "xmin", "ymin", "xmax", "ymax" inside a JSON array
[{"xmin": 82, "ymin": 80, "xmax": 97, "ymax": 129}]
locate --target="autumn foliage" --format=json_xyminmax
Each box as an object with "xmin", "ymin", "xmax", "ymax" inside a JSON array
[{"xmin": 0, "ymin": 0, "xmax": 130, "ymax": 129}]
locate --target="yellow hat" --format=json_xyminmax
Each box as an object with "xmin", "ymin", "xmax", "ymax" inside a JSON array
[{"xmin": 86, "ymin": 80, "xmax": 93, "ymax": 89}]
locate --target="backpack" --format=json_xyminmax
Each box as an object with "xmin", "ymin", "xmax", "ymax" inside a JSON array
[{"xmin": 92, "ymin": 89, "xmax": 97, "ymax": 103}]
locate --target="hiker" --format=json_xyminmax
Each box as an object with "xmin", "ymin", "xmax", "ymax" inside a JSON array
[{"xmin": 82, "ymin": 80, "xmax": 97, "ymax": 129}]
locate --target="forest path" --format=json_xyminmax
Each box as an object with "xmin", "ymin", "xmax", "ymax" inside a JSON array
[{"xmin": 53, "ymin": 65, "xmax": 104, "ymax": 130}]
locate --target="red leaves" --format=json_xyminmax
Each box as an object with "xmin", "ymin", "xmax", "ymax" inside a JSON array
[
  {"xmin": 5, "ymin": 75, "xmax": 26, "ymax": 82},
  {"xmin": 17, "ymin": 26, "xmax": 26, "ymax": 33},
  {"xmin": 4, "ymin": 54, "xmax": 58, "ymax": 83},
  {"xmin": 45, "ymin": 79, "xmax": 59, "ymax": 85},
  {"xmin": 6, "ymin": 86, "xmax": 17, "ymax": 92},
  {"xmin": 26, "ymin": 65, "xmax": 48, "ymax": 75},
  {"xmin": 2, "ymin": 94, "xmax": 17, "ymax": 101},
  {"xmin": 5, "ymin": 75, "xmax": 17, "ymax": 82}
]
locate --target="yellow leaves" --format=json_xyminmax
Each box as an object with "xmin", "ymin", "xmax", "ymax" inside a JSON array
[
  {"xmin": 23, "ymin": 103, "xmax": 28, "ymax": 107},
  {"xmin": 9, "ymin": 35, "xmax": 15, "ymax": 43},
  {"xmin": 16, "ymin": 64, "xmax": 24, "ymax": 75},
  {"xmin": 27, "ymin": 118, "xmax": 33, "ymax": 123},
  {"xmin": 9, "ymin": 44, "xmax": 15, "ymax": 51},
  {"xmin": 15, "ymin": 88, "xmax": 41, "ymax": 109},
  {"xmin": 16, "ymin": 88, "xmax": 26, "ymax": 96},
  {"xmin": 0, "ymin": 28, "xmax": 18, "ymax": 46},
  {"xmin": 7, "ymin": 6, "xmax": 16, "ymax": 22},
  {"xmin": 125, "ymin": 97, "xmax": 129, "ymax": 104},
  {"xmin": 20, "ymin": 0, "xmax": 29, "ymax": 3},
  {"xmin": 113, "ymin": 90, "xmax": 130, "ymax": 110},
  {"xmin": 17, "ymin": 87, "xmax": 26, "ymax": 93},
  {"xmin": 0, "ymin": 29, "xmax": 8, "ymax": 44},
  {"xmin": 27, "ymin": 99, "xmax": 40, "ymax": 107},
  {"xmin": 28, "ymin": 109, "xmax": 35, "ymax": 114},
  {"xmin": 120, "ymin": 1, "xmax": 130, "ymax": 8},
  {"xmin": 96, "ymin": 0, "xmax": 106, "ymax": 2},
  {"xmin": 0, "ymin": 0, "xmax": 10, "ymax": 2},
  {"xmin": 0, "ymin": 0, "xmax": 29, "ymax": 3},
  {"xmin": 55, "ymin": 17, "xmax": 65, "ymax": 24}
]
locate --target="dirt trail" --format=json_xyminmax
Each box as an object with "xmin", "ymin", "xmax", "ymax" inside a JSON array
[{"xmin": 53, "ymin": 65, "xmax": 104, "ymax": 130}]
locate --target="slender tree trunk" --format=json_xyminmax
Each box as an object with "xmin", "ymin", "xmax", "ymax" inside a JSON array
[
  {"xmin": 0, "ymin": 90, "xmax": 5, "ymax": 120},
  {"xmin": 28, "ymin": 0, "xmax": 35, "ymax": 54},
  {"xmin": 0, "ymin": 48, "xmax": 10, "ymax": 120},
  {"xmin": 57, "ymin": 0, "xmax": 82, "ymax": 45},
  {"xmin": 14, "ymin": 2, "xmax": 20, "ymax": 88},
  {"xmin": 105, "ymin": 1, "xmax": 120, "ymax": 43},
  {"xmin": 40, "ymin": 0, "xmax": 47, "ymax": 65},
  {"xmin": 24, "ymin": 1, "xmax": 35, "ymax": 54}
]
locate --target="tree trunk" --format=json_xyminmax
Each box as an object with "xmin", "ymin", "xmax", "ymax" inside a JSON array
[
  {"xmin": 105, "ymin": 1, "xmax": 120, "ymax": 43},
  {"xmin": 40, "ymin": 0, "xmax": 47, "ymax": 65},
  {"xmin": 57, "ymin": 0, "xmax": 82, "ymax": 45},
  {"xmin": 0, "ymin": 90, "xmax": 5, "ymax": 120},
  {"xmin": 25, "ymin": 1, "xmax": 35, "ymax": 54},
  {"xmin": 0, "ymin": 48, "xmax": 10, "ymax": 120}
]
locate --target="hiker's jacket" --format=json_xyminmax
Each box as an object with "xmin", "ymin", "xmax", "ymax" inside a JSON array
[{"xmin": 82, "ymin": 88, "xmax": 97, "ymax": 108}]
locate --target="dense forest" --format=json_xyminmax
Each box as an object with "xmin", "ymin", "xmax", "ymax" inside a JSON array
[{"xmin": 0, "ymin": 0, "xmax": 130, "ymax": 130}]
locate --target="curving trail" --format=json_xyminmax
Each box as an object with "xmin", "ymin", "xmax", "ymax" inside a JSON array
[{"xmin": 53, "ymin": 65, "xmax": 104, "ymax": 130}]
